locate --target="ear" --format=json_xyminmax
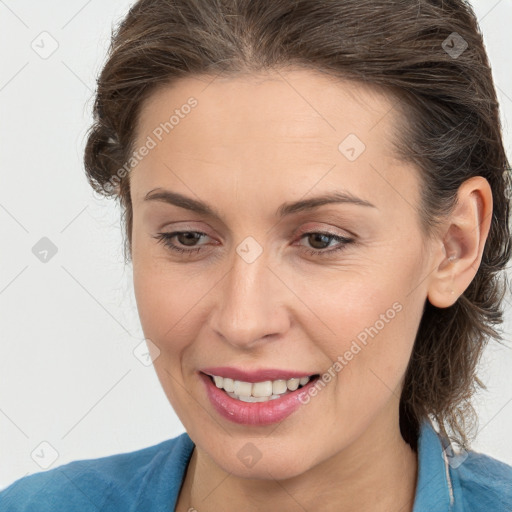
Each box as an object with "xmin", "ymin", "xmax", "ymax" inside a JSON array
[{"xmin": 427, "ymin": 176, "xmax": 493, "ymax": 308}]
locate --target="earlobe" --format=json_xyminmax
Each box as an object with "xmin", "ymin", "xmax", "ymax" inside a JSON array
[{"xmin": 427, "ymin": 176, "xmax": 493, "ymax": 309}]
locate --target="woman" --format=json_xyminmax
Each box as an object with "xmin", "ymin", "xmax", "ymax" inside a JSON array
[{"xmin": 1, "ymin": 0, "xmax": 511, "ymax": 510}]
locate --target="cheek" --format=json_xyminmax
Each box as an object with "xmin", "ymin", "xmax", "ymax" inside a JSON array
[
  {"xmin": 132, "ymin": 237, "xmax": 209, "ymax": 345},
  {"xmin": 306, "ymin": 281, "xmax": 413, "ymax": 383},
  {"xmin": 292, "ymin": 248, "xmax": 424, "ymax": 413},
  {"xmin": 132, "ymin": 260, "xmax": 204, "ymax": 419}
]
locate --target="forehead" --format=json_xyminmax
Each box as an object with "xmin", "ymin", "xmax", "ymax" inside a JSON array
[
  {"xmin": 136, "ymin": 68, "xmax": 400, "ymax": 143},
  {"xmin": 130, "ymin": 68, "xmax": 416, "ymax": 213}
]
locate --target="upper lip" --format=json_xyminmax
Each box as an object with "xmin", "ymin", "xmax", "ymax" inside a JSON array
[{"xmin": 200, "ymin": 366, "xmax": 318, "ymax": 383}]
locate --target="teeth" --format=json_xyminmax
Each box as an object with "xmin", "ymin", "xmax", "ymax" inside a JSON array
[
  {"xmin": 272, "ymin": 379, "xmax": 287, "ymax": 395},
  {"xmin": 287, "ymin": 378, "xmax": 300, "ymax": 391},
  {"xmin": 233, "ymin": 380, "xmax": 252, "ymax": 397},
  {"xmin": 223, "ymin": 378, "xmax": 235, "ymax": 393},
  {"xmin": 227, "ymin": 391, "xmax": 287, "ymax": 402},
  {"xmin": 252, "ymin": 381, "xmax": 273, "ymax": 397},
  {"xmin": 236, "ymin": 394, "xmax": 271, "ymax": 403},
  {"xmin": 209, "ymin": 374, "xmax": 314, "ymax": 401}
]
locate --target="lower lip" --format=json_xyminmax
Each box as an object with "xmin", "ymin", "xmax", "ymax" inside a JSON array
[{"xmin": 200, "ymin": 372, "xmax": 319, "ymax": 425}]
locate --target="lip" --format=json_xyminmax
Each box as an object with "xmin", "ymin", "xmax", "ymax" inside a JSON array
[
  {"xmin": 200, "ymin": 371, "xmax": 320, "ymax": 425},
  {"xmin": 200, "ymin": 366, "xmax": 316, "ymax": 383}
]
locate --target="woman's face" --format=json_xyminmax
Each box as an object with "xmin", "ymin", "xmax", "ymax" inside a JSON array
[{"xmin": 129, "ymin": 69, "xmax": 433, "ymax": 479}]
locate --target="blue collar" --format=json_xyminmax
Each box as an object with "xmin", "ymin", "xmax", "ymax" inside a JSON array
[{"xmin": 413, "ymin": 418, "xmax": 454, "ymax": 511}]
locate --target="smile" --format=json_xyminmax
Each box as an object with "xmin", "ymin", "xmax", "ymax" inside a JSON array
[
  {"xmin": 208, "ymin": 374, "xmax": 315, "ymax": 402},
  {"xmin": 200, "ymin": 372, "xmax": 321, "ymax": 425}
]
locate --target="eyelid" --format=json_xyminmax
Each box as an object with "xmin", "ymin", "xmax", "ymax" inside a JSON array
[
  {"xmin": 154, "ymin": 226, "xmax": 356, "ymax": 261},
  {"xmin": 293, "ymin": 222, "xmax": 356, "ymax": 240},
  {"xmin": 156, "ymin": 220, "xmax": 356, "ymax": 246},
  {"xmin": 158, "ymin": 222, "xmax": 217, "ymax": 238}
]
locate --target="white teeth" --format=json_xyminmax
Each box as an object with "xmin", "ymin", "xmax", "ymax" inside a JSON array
[
  {"xmin": 287, "ymin": 378, "xmax": 300, "ymax": 391},
  {"xmin": 227, "ymin": 391, "xmax": 287, "ymax": 402},
  {"xmin": 272, "ymin": 379, "xmax": 287, "ymax": 395},
  {"xmin": 223, "ymin": 378, "xmax": 235, "ymax": 393},
  {"xmin": 252, "ymin": 381, "xmax": 273, "ymax": 397},
  {"xmin": 209, "ymin": 374, "xmax": 314, "ymax": 401},
  {"xmin": 234, "ymin": 380, "xmax": 252, "ymax": 397},
  {"xmin": 237, "ymin": 395, "xmax": 271, "ymax": 403}
]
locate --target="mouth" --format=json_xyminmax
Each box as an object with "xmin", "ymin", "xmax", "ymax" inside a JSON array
[
  {"xmin": 201, "ymin": 371, "xmax": 320, "ymax": 403},
  {"xmin": 199, "ymin": 371, "xmax": 322, "ymax": 425}
]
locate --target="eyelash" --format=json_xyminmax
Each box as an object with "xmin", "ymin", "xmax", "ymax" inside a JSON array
[{"xmin": 152, "ymin": 230, "xmax": 354, "ymax": 258}]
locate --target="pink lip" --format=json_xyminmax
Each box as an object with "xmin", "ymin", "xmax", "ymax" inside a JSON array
[
  {"xmin": 200, "ymin": 372, "xmax": 320, "ymax": 425},
  {"xmin": 200, "ymin": 366, "xmax": 316, "ymax": 383}
]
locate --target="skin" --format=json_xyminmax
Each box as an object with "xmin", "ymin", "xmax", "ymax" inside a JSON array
[{"xmin": 128, "ymin": 68, "xmax": 492, "ymax": 512}]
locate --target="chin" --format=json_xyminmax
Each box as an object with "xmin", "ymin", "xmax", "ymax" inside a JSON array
[
  {"xmin": 221, "ymin": 454, "xmax": 309, "ymax": 481},
  {"xmin": 200, "ymin": 436, "xmax": 315, "ymax": 481}
]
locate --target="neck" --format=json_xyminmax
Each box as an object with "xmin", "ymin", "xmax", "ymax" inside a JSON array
[{"xmin": 177, "ymin": 412, "xmax": 418, "ymax": 512}]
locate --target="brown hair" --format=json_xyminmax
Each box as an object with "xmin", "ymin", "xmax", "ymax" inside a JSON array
[{"xmin": 84, "ymin": 0, "xmax": 511, "ymax": 450}]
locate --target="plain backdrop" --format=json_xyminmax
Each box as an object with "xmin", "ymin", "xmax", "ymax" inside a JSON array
[{"xmin": 1, "ymin": 0, "xmax": 511, "ymax": 489}]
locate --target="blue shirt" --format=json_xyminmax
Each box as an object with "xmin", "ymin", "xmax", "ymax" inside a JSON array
[{"xmin": 1, "ymin": 419, "xmax": 511, "ymax": 511}]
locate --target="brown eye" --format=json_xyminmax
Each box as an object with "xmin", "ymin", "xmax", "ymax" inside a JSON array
[
  {"xmin": 297, "ymin": 231, "xmax": 354, "ymax": 257},
  {"xmin": 305, "ymin": 233, "xmax": 335, "ymax": 250},
  {"xmin": 175, "ymin": 232, "xmax": 204, "ymax": 247},
  {"xmin": 152, "ymin": 231, "xmax": 211, "ymax": 254}
]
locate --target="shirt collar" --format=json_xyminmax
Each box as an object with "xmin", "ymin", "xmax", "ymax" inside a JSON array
[{"xmin": 413, "ymin": 418, "xmax": 454, "ymax": 511}]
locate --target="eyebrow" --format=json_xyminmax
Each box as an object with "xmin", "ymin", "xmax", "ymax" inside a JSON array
[{"xmin": 144, "ymin": 188, "xmax": 377, "ymax": 219}]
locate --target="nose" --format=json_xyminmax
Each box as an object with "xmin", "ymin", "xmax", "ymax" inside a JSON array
[{"xmin": 209, "ymin": 246, "xmax": 291, "ymax": 350}]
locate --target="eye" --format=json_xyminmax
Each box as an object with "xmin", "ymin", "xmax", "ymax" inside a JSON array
[
  {"xmin": 152, "ymin": 231, "xmax": 213, "ymax": 255},
  {"xmin": 295, "ymin": 231, "xmax": 354, "ymax": 257},
  {"xmin": 152, "ymin": 230, "xmax": 354, "ymax": 258}
]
